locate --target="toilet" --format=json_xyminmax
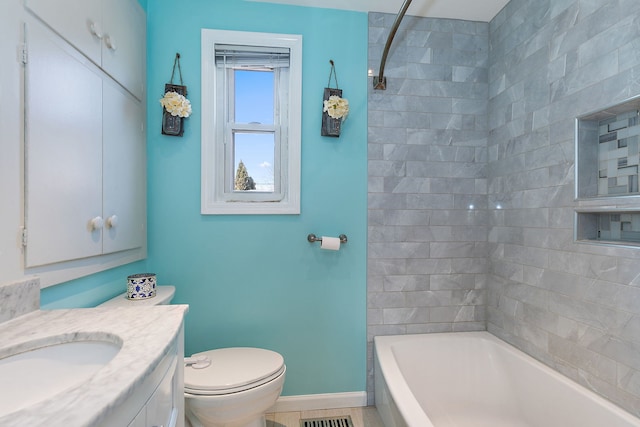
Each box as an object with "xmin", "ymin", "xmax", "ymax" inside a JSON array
[{"xmin": 100, "ymin": 285, "xmax": 286, "ymax": 427}]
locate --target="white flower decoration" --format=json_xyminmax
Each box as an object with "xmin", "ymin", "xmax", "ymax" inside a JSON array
[
  {"xmin": 323, "ymin": 95, "xmax": 349, "ymax": 120},
  {"xmin": 160, "ymin": 91, "xmax": 192, "ymax": 118}
]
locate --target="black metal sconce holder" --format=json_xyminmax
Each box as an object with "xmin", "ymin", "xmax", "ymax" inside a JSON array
[
  {"xmin": 162, "ymin": 53, "xmax": 187, "ymax": 137},
  {"xmin": 321, "ymin": 60, "xmax": 343, "ymax": 137}
]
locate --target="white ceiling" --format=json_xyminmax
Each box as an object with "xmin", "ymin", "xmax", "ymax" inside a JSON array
[{"xmin": 247, "ymin": 0, "xmax": 510, "ymax": 22}]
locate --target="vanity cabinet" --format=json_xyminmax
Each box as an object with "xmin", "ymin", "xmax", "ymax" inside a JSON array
[
  {"xmin": 24, "ymin": 0, "xmax": 145, "ymax": 100},
  {"xmin": 102, "ymin": 327, "xmax": 185, "ymax": 427},
  {"xmin": 22, "ymin": 0, "xmax": 146, "ymax": 273},
  {"xmin": 127, "ymin": 356, "xmax": 179, "ymax": 427}
]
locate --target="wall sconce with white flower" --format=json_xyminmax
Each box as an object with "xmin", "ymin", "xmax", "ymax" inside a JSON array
[
  {"xmin": 161, "ymin": 53, "xmax": 192, "ymax": 137},
  {"xmin": 321, "ymin": 60, "xmax": 349, "ymax": 137},
  {"xmin": 161, "ymin": 91, "xmax": 192, "ymax": 118}
]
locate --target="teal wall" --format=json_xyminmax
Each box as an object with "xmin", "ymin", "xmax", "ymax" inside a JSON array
[
  {"xmin": 42, "ymin": 0, "xmax": 368, "ymax": 397},
  {"xmin": 40, "ymin": 262, "xmax": 146, "ymax": 308}
]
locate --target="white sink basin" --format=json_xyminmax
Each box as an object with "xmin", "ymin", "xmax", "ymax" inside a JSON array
[{"xmin": 0, "ymin": 340, "xmax": 121, "ymax": 416}]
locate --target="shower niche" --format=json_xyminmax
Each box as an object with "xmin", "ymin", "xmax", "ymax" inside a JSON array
[{"xmin": 575, "ymin": 96, "xmax": 640, "ymax": 247}]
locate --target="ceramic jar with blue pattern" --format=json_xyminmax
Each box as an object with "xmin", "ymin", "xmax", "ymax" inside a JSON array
[{"xmin": 127, "ymin": 273, "xmax": 157, "ymax": 300}]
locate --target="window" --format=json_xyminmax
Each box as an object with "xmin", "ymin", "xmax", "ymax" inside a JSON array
[{"xmin": 201, "ymin": 29, "xmax": 302, "ymax": 214}]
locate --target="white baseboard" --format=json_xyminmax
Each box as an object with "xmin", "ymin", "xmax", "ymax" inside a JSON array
[{"xmin": 269, "ymin": 391, "xmax": 368, "ymax": 412}]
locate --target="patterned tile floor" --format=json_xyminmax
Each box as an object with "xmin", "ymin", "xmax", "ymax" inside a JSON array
[{"xmin": 266, "ymin": 406, "xmax": 384, "ymax": 427}]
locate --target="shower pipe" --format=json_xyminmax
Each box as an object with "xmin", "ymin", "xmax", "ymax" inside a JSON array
[{"xmin": 373, "ymin": 0, "xmax": 413, "ymax": 90}]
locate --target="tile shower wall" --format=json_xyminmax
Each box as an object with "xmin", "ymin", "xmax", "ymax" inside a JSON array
[
  {"xmin": 487, "ymin": 0, "xmax": 640, "ymax": 416},
  {"xmin": 367, "ymin": 13, "xmax": 489, "ymax": 403}
]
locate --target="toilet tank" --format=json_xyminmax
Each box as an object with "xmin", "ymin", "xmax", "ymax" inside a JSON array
[{"xmin": 99, "ymin": 285, "xmax": 175, "ymax": 307}]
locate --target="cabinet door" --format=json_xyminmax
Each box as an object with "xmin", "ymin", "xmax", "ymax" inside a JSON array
[
  {"xmin": 146, "ymin": 363, "xmax": 177, "ymax": 427},
  {"xmin": 102, "ymin": 79, "xmax": 145, "ymax": 254},
  {"xmin": 127, "ymin": 408, "xmax": 146, "ymax": 427},
  {"xmin": 101, "ymin": 0, "xmax": 145, "ymax": 100},
  {"xmin": 25, "ymin": 19, "xmax": 103, "ymax": 267},
  {"xmin": 25, "ymin": 0, "xmax": 102, "ymax": 66}
]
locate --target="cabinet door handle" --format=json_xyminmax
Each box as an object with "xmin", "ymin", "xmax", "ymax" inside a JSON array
[
  {"xmin": 104, "ymin": 34, "xmax": 117, "ymax": 51},
  {"xmin": 106, "ymin": 215, "xmax": 119, "ymax": 229},
  {"xmin": 89, "ymin": 216, "xmax": 104, "ymax": 231},
  {"xmin": 88, "ymin": 20, "xmax": 103, "ymax": 39}
]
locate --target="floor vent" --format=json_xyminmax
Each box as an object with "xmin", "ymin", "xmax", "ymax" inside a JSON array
[{"xmin": 300, "ymin": 415, "xmax": 354, "ymax": 427}]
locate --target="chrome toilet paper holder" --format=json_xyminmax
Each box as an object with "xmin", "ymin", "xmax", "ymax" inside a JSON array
[{"xmin": 307, "ymin": 234, "xmax": 348, "ymax": 244}]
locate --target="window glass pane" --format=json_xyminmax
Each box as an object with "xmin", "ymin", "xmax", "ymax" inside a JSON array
[
  {"xmin": 234, "ymin": 70, "xmax": 274, "ymax": 124},
  {"xmin": 233, "ymin": 132, "xmax": 275, "ymax": 192}
]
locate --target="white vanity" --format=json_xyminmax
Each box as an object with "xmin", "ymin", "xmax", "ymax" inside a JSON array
[{"xmin": 0, "ymin": 278, "xmax": 187, "ymax": 427}]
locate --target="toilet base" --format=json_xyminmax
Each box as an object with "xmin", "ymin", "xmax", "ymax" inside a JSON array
[
  {"xmin": 184, "ymin": 363, "xmax": 285, "ymax": 427},
  {"xmin": 186, "ymin": 405, "xmax": 266, "ymax": 427}
]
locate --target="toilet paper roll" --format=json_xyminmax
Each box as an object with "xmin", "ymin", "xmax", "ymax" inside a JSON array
[{"xmin": 320, "ymin": 236, "xmax": 341, "ymax": 251}]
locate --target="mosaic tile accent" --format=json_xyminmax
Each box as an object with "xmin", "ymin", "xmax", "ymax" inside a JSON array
[
  {"xmin": 597, "ymin": 212, "xmax": 640, "ymax": 243},
  {"xmin": 597, "ymin": 110, "xmax": 640, "ymax": 196}
]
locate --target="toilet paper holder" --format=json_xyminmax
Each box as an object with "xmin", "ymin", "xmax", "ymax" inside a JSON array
[{"xmin": 307, "ymin": 233, "xmax": 348, "ymax": 244}]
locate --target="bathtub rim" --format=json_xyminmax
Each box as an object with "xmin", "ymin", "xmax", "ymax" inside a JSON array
[
  {"xmin": 374, "ymin": 331, "xmax": 640, "ymax": 427},
  {"xmin": 374, "ymin": 333, "xmax": 437, "ymax": 427}
]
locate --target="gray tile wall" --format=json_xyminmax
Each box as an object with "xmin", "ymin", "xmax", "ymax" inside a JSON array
[
  {"xmin": 367, "ymin": 13, "xmax": 489, "ymax": 404},
  {"xmin": 488, "ymin": 0, "xmax": 640, "ymax": 416},
  {"xmin": 368, "ymin": 0, "xmax": 640, "ymax": 416}
]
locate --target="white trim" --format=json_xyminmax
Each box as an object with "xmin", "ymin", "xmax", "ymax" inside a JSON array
[
  {"xmin": 201, "ymin": 29, "xmax": 302, "ymax": 215},
  {"xmin": 268, "ymin": 392, "xmax": 368, "ymax": 413},
  {"xmin": 245, "ymin": 0, "xmax": 509, "ymax": 22},
  {"xmin": 26, "ymin": 246, "xmax": 146, "ymax": 288}
]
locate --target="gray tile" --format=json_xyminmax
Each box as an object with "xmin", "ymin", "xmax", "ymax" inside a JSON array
[{"xmin": 368, "ymin": 2, "xmax": 640, "ymax": 416}]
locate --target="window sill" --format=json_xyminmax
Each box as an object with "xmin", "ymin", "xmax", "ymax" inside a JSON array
[{"xmin": 201, "ymin": 199, "xmax": 300, "ymax": 215}]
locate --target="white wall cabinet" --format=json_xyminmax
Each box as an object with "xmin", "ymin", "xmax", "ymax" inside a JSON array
[
  {"xmin": 25, "ymin": 20, "xmax": 104, "ymax": 266},
  {"xmin": 102, "ymin": 78, "xmax": 146, "ymax": 255},
  {"xmin": 22, "ymin": 0, "xmax": 146, "ymax": 277},
  {"xmin": 24, "ymin": 0, "xmax": 145, "ymax": 100}
]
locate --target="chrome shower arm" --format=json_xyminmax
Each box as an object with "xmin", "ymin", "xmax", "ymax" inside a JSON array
[{"xmin": 373, "ymin": 0, "xmax": 413, "ymax": 90}]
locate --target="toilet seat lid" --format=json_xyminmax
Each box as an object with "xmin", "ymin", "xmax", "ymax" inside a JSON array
[{"xmin": 184, "ymin": 347, "xmax": 285, "ymax": 395}]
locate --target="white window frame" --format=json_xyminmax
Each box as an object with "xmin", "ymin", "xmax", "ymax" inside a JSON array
[{"xmin": 201, "ymin": 29, "xmax": 302, "ymax": 214}]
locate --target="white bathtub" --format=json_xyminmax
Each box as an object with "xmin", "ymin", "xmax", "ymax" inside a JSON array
[{"xmin": 374, "ymin": 332, "xmax": 640, "ymax": 427}]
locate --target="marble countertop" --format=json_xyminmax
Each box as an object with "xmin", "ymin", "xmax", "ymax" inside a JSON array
[{"xmin": 0, "ymin": 304, "xmax": 188, "ymax": 426}]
